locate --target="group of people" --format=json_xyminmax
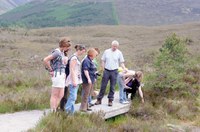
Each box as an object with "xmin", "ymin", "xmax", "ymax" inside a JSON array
[{"xmin": 43, "ymin": 37, "xmax": 144, "ymax": 114}]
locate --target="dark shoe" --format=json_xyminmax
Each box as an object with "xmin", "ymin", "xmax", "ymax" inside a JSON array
[
  {"xmin": 95, "ymin": 100, "xmax": 101, "ymax": 105},
  {"xmin": 87, "ymin": 108, "xmax": 92, "ymax": 111},
  {"xmin": 108, "ymin": 101, "xmax": 113, "ymax": 106},
  {"xmin": 89, "ymin": 103, "xmax": 94, "ymax": 107}
]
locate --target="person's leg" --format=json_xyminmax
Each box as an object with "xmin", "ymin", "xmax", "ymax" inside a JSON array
[
  {"xmin": 117, "ymin": 74, "xmax": 125, "ymax": 103},
  {"xmin": 51, "ymin": 72, "xmax": 65, "ymax": 111},
  {"xmin": 57, "ymin": 88, "xmax": 64, "ymax": 108},
  {"xmin": 88, "ymin": 84, "xmax": 94, "ymax": 105},
  {"xmin": 71, "ymin": 85, "xmax": 79, "ymax": 114},
  {"xmin": 50, "ymin": 88, "xmax": 59, "ymax": 111},
  {"xmin": 108, "ymin": 70, "xmax": 118, "ymax": 102},
  {"xmin": 88, "ymin": 95, "xmax": 92, "ymax": 105},
  {"xmin": 97, "ymin": 70, "xmax": 110, "ymax": 101},
  {"xmin": 60, "ymin": 86, "xmax": 68, "ymax": 110},
  {"xmin": 80, "ymin": 83, "xmax": 91, "ymax": 111},
  {"xmin": 65, "ymin": 85, "xmax": 79, "ymax": 114}
]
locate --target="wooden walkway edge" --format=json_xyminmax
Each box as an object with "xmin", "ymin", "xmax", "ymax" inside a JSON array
[{"xmin": 74, "ymin": 91, "xmax": 131, "ymax": 119}]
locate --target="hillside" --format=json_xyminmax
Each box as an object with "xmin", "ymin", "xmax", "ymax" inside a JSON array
[
  {"xmin": 0, "ymin": 0, "xmax": 33, "ymax": 15},
  {"xmin": 115, "ymin": 0, "xmax": 200, "ymax": 26},
  {"xmin": 0, "ymin": 0, "xmax": 200, "ymax": 27},
  {"xmin": 0, "ymin": 0, "xmax": 118, "ymax": 28}
]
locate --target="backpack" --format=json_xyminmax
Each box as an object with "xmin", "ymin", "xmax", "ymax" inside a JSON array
[{"xmin": 65, "ymin": 55, "xmax": 77, "ymax": 77}]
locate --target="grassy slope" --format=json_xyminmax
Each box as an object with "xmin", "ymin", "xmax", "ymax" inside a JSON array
[
  {"xmin": 0, "ymin": 0, "xmax": 33, "ymax": 15},
  {"xmin": 0, "ymin": 1, "xmax": 117, "ymax": 27}
]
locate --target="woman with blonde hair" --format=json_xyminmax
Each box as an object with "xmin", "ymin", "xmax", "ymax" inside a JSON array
[
  {"xmin": 124, "ymin": 71, "xmax": 144, "ymax": 103},
  {"xmin": 43, "ymin": 37, "xmax": 71, "ymax": 112},
  {"xmin": 80, "ymin": 48, "xmax": 98, "ymax": 112}
]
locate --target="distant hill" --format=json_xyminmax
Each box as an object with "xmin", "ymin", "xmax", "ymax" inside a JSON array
[
  {"xmin": 115, "ymin": 0, "xmax": 200, "ymax": 26},
  {"xmin": 0, "ymin": 0, "xmax": 118, "ymax": 28},
  {"xmin": 0, "ymin": 0, "xmax": 33, "ymax": 15},
  {"xmin": 0, "ymin": 0, "xmax": 200, "ymax": 27}
]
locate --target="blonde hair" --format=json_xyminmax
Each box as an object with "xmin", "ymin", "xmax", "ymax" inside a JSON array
[
  {"xmin": 135, "ymin": 71, "xmax": 143, "ymax": 82},
  {"xmin": 59, "ymin": 37, "xmax": 71, "ymax": 48},
  {"xmin": 87, "ymin": 48, "xmax": 98, "ymax": 57}
]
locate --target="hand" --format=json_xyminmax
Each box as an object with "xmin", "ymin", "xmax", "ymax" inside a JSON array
[
  {"xmin": 95, "ymin": 72, "xmax": 101, "ymax": 76},
  {"xmin": 124, "ymin": 68, "xmax": 128, "ymax": 72},
  {"xmin": 141, "ymin": 98, "xmax": 145, "ymax": 103},
  {"xmin": 125, "ymin": 86, "xmax": 132, "ymax": 89},
  {"xmin": 88, "ymin": 79, "xmax": 92, "ymax": 84},
  {"xmin": 49, "ymin": 71, "xmax": 54, "ymax": 77},
  {"xmin": 72, "ymin": 81, "xmax": 77, "ymax": 87}
]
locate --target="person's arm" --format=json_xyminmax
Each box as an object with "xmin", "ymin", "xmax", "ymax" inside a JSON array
[
  {"xmin": 120, "ymin": 62, "xmax": 126, "ymax": 70},
  {"xmin": 84, "ymin": 70, "xmax": 92, "ymax": 84},
  {"xmin": 43, "ymin": 55, "xmax": 54, "ymax": 76},
  {"xmin": 119, "ymin": 51, "xmax": 126, "ymax": 70},
  {"xmin": 123, "ymin": 70, "xmax": 136, "ymax": 78},
  {"xmin": 100, "ymin": 50, "xmax": 106, "ymax": 72},
  {"xmin": 138, "ymin": 86, "xmax": 144, "ymax": 103},
  {"xmin": 101, "ymin": 60, "xmax": 105, "ymax": 71},
  {"xmin": 43, "ymin": 55, "xmax": 54, "ymax": 71},
  {"xmin": 70, "ymin": 59, "xmax": 77, "ymax": 87}
]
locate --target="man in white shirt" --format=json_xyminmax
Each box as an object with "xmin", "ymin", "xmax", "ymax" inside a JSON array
[{"xmin": 95, "ymin": 40, "xmax": 126, "ymax": 106}]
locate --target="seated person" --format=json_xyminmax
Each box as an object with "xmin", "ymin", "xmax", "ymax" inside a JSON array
[{"xmin": 124, "ymin": 71, "xmax": 144, "ymax": 103}]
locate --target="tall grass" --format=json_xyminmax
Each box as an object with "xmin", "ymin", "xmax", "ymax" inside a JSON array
[
  {"xmin": 32, "ymin": 112, "xmax": 108, "ymax": 132},
  {"xmin": 0, "ymin": 64, "xmax": 51, "ymax": 113}
]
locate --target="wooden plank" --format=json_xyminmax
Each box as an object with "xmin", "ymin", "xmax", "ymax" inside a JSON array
[{"xmin": 74, "ymin": 91, "xmax": 131, "ymax": 119}]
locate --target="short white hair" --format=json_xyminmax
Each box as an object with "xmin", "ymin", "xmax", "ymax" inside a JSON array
[{"xmin": 111, "ymin": 40, "xmax": 119, "ymax": 46}]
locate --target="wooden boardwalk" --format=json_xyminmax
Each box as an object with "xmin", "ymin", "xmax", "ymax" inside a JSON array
[
  {"xmin": 74, "ymin": 91, "xmax": 131, "ymax": 119},
  {"xmin": 0, "ymin": 91, "xmax": 130, "ymax": 132}
]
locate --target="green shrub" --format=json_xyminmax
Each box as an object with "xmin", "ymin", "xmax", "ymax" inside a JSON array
[{"xmin": 146, "ymin": 34, "xmax": 189, "ymax": 90}]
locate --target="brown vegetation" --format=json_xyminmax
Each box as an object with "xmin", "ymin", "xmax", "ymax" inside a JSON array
[{"xmin": 0, "ymin": 23, "xmax": 200, "ymax": 131}]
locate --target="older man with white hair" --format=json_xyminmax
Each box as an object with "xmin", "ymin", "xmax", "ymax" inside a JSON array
[{"xmin": 95, "ymin": 40, "xmax": 126, "ymax": 106}]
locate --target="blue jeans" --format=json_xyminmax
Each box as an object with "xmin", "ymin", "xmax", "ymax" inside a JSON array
[
  {"xmin": 117, "ymin": 74, "xmax": 127, "ymax": 103},
  {"xmin": 65, "ymin": 84, "xmax": 79, "ymax": 114}
]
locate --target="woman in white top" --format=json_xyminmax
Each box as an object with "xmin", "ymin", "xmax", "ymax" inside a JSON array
[{"xmin": 65, "ymin": 44, "xmax": 86, "ymax": 114}]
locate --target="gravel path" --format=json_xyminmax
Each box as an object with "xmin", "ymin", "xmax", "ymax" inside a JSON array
[{"xmin": 0, "ymin": 110, "xmax": 46, "ymax": 132}]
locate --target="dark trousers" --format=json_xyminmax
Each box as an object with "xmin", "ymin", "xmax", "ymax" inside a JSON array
[
  {"xmin": 97, "ymin": 69, "xmax": 118, "ymax": 101},
  {"xmin": 60, "ymin": 86, "xmax": 68, "ymax": 111}
]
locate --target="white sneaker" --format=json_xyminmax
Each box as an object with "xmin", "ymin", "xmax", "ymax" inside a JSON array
[{"xmin": 121, "ymin": 101, "xmax": 129, "ymax": 104}]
